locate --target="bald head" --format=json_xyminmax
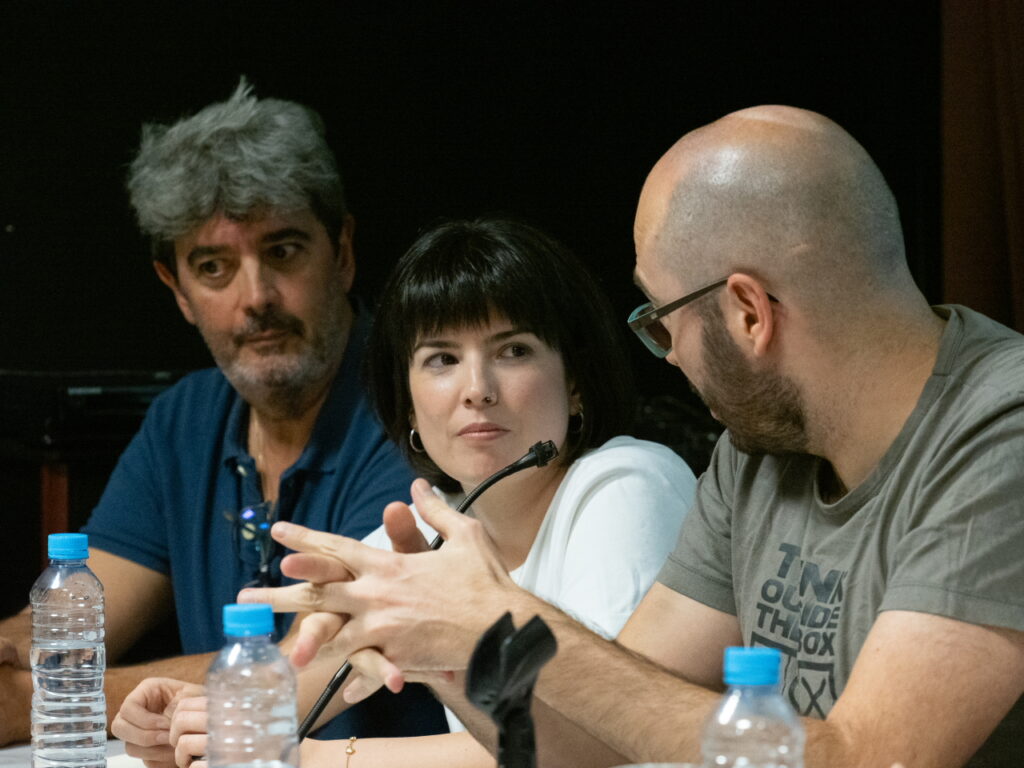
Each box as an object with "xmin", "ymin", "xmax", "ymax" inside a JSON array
[{"xmin": 636, "ymin": 106, "xmax": 920, "ymax": 324}]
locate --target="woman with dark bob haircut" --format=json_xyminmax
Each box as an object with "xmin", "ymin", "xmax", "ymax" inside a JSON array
[
  {"xmin": 292, "ymin": 218, "xmax": 698, "ymax": 766},
  {"xmin": 369, "ymin": 216, "xmax": 639, "ymax": 488},
  {"xmin": 155, "ymin": 218, "xmax": 697, "ymax": 767}
]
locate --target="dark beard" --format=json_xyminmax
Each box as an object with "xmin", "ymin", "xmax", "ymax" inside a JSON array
[{"xmin": 696, "ymin": 304, "xmax": 808, "ymax": 456}]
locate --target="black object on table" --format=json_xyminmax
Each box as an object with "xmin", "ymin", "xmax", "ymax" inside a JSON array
[{"xmin": 466, "ymin": 612, "xmax": 558, "ymax": 768}]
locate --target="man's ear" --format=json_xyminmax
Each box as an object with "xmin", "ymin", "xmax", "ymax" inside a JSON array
[
  {"xmin": 336, "ymin": 214, "xmax": 357, "ymax": 293},
  {"xmin": 153, "ymin": 260, "xmax": 197, "ymax": 326},
  {"xmin": 722, "ymin": 273, "xmax": 776, "ymax": 357}
]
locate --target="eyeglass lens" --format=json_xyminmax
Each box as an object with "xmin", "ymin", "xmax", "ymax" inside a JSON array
[{"xmin": 644, "ymin": 317, "xmax": 672, "ymax": 351}]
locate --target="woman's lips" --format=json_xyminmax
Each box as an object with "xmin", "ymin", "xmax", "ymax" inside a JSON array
[{"xmin": 457, "ymin": 423, "xmax": 509, "ymax": 438}]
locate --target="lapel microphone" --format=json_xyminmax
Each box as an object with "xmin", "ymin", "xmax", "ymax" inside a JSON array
[{"xmin": 298, "ymin": 439, "xmax": 559, "ymax": 740}]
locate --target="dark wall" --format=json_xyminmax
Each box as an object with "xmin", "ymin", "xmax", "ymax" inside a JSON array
[{"xmin": 0, "ymin": 0, "xmax": 940, "ymax": 400}]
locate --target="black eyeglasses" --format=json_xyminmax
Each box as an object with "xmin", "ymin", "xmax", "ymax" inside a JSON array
[
  {"xmin": 225, "ymin": 501, "xmax": 280, "ymax": 588},
  {"xmin": 628, "ymin": 278, "xmax": 729, "ymax": 357}
]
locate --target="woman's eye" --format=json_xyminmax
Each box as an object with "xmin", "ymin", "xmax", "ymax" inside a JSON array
[
  {"xmin": 424, "ymin": 352, "xmax": 458, "ymax": 368},
  {"xmin": 500, "ymin": 343, "xmax": 531, "ymax": 358}
]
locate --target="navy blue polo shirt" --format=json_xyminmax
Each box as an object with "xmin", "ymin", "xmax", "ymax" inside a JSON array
[{"xmin": 83, "ymin": 309, "xmax": 448, "ymax": 738}]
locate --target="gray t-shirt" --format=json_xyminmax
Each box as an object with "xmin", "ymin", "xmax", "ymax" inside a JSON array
[{"xmin": 658, "ymin": 305, "xmax": 1023, "ymax": 765}]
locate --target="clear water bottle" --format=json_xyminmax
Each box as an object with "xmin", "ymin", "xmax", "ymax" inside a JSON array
[
  {"xmin": 207, "ymin": 603, "xmax": 300, "ymax": 768},
  {"xmin": 702, "ymin": 647, "xmax": 804, "ymax": 768},
  {"xmin": 30, "ymin": 533, "xmax": 107, "ymax": 768}
]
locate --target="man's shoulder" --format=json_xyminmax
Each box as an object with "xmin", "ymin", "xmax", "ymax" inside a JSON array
[
  {"xmin": 142, "ymin": 367, "xmax": 236, "ymax": 430},
  {"xmin": 702, "ymin": 433, "xmax": 812, "ymax": 492},
  {"xmin": 944, "ymin": 305, "xmax": 1024, "ymax": 390},
  {"xmin": 932, "ymin": 306, "xmax": 1024, "ymax": 431}
]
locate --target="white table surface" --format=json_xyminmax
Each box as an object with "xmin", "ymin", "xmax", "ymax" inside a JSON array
[{"xmin": 0, "ymin": 739, "xmax": 143, "ymax": 766}]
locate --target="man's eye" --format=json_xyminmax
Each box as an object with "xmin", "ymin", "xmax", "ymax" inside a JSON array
[
  {"xmin": 267, "ymin": 243, "xmax": 300, "ymax": 261},
  {"xmin": 197, "ymin": 260, "xmax": 224, "ymax": 277}
]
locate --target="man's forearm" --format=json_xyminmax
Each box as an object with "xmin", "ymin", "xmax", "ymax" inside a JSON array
[
  {"xmin": 515, "ymin": 597, "xmax": 717, "ymax": 764},
  {"xmin": 502, "ymin": 593, "xmax": 852, "ymax": 767},
  {"xmin": 0, "ymin": 608, "xmax": 33, "ymax": 667},
  {"xmin": 422, "ymin": 590, "xmax": 714, "ymax": 766},
  {"xmin": 433, "ymin": 672, "xmax": 630, "ymax": 768}
]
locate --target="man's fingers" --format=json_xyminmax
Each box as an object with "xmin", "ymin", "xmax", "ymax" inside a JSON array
[
  {"xmin": 118, "ymin": 697, "xmax": 171, "ymax": 733},
  {"xmin": 238, "ymin": 580, "xmax": 354, "ymax": 615},
  {"xmin": 291, "ymin": 612, "xmax": 345, "ymax": 668},
  {"xmin": 167, "ymin": 685, "xmax": 205, "ymax": 715},
  {"xmin": 278, "ymin": 552, "xmax": 354, "ymax": 583},
  {"xmin": 383, "ymin": 501, "xmax": 430, "ymax": 554},
  {"xmin": 174, "ymin": 733, "xmax": 208, "ymax": 768},
  {"xmin": 111, "ymin": 713, "xmax": 170, "ymax": 748},
  {"xmin": 111, "ymin": 699, "xmax": 171, "ymax": 745},
  {"xmin": 268, "ymin": 522, "xmax": 381, "ymax": 575},
  {"xmin": 341, "ymin": 673, "xmax": 383, "ymax": 705},
  {"xmin": 172, "ymin": 695, "xmax": 208, "ymax": 714},
  {"xmin": 169, "ymin": 698, "xmax": 208, "ymax": 768},
  {"xmin": 169, "ymin": 702, "xmax": 207, "ymax": 744},
  {"xmin": 346, "ymin": 648, "xmax": 405, "ymax": 698},
  {"xmin": 410, "ymin": 478, "xmax": 468, "ymax": 541},
  {"xmin": 121, "ymin": 739, "xmax": 174, "ymax": 763}
]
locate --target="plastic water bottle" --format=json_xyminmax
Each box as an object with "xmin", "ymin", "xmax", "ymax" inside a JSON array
[
  {"xmin": 702, "ymin": 647, "xmax": 804, "ymax": 768},
  {"xmin": 30, "ymin": 533, "xmax": 107, "ymax": 768},
  {"xmin": 207, "ymin": 603, "xmax": 300, "ymax": 768}
]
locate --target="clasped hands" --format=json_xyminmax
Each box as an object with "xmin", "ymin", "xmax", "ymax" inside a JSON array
[
  {"xmin": 113, "ymin": 479, "xmax": 515, "ymax": 766},
  {"xmin": 243, "ymin": 478, "xmax": 515, "ymax": 697}
]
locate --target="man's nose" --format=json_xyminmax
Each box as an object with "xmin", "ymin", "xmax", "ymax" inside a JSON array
[{"xmin": 238, "ymin": 258, "xmax": 280, "ymax": 311}]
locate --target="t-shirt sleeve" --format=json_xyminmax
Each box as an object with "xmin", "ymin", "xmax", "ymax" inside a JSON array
[
  {"xmin": 549, "ymin": 443, "xmax": 697, "ymax": 639},
  {"xmin": 657, "ymin": 435, "xmax": 738, "ymax": 615},
  {"xmin": 80, "ymin": 409, "xmax": 171, "ymax": 574},
  {"xmin": 880, "ymin": 405, "xmax": 1024, "ymax": 630}
]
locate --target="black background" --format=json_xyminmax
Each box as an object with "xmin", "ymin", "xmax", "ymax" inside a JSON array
[
  {"xmin": 0, "ymin": 0, "xmax": 940, "ymax": 401},
  {"xmin": 0, "ymin": 0, "xmax": 941, "ymax": 628}
]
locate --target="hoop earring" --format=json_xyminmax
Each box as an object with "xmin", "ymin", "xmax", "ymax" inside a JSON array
[
  {"xmin": 568, "ymin": 407, "xmax": 585, "ymax": 436},
  {"xmin": 408, "ymin": 429, "xmax": 426, "ymax": 453}
]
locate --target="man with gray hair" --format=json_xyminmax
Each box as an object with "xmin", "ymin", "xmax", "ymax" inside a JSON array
[{"xmin": 0, "ymin": 80, "xmax": 446, "ymax": 745}]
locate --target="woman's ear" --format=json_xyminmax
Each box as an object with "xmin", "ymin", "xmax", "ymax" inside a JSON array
[{"xmin": 567, "ymin": 382, "xmax": 582, "ymax": 415}]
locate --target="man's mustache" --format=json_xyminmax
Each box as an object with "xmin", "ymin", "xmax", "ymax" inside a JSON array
[{"xmin": 233, "ymin": 309, "xmax": 304, "ymax": 345}]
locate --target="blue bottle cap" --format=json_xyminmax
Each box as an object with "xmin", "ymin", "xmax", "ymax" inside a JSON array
[
  {"xmin": 48, "ymin": 533, "xmax": 89, "ymax": 560},
  {"xmin": 723, "ymin": 647, "xmax": 782, "ymax": 686},
  {"xmin": 223, "ymin": 603, "xmax": 274, "ymax": 637}
]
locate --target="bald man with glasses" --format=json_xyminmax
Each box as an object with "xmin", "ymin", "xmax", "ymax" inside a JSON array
[{"xmin": 231, "ymin": 106, "xmax": 1024, "ymax": 767}]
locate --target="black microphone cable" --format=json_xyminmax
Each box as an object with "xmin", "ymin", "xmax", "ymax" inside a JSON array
[{"xmin": 297, "ymin": 439, "xmax": 559, "ymax": 739}]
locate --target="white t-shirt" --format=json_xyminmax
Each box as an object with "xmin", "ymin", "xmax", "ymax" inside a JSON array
[{"xmin": 361, "ymin": 435, "xmax": 697, "ymax": 732}]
